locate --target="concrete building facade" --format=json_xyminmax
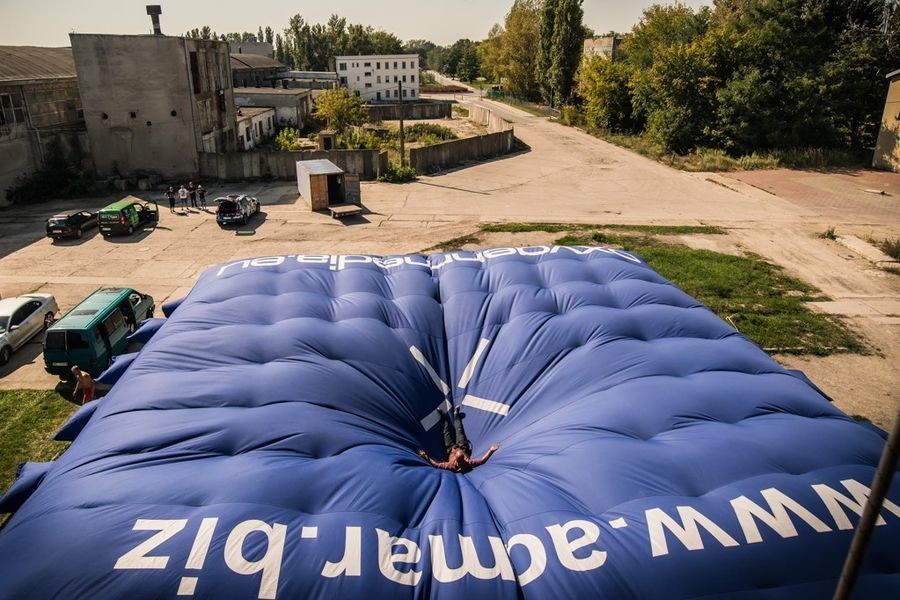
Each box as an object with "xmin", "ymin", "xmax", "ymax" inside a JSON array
[
  {"xmin": 236, "ymin": 106, "xmax": 275, "ymax": 150},
  {"xmin": 335, "ymin": 54, "xmax": 419, "ymax": 102},
  {"xmin": 229, "ymin": 41, "xmax": 273, "ymax": 58},
  {"xmin": 873, "ymin": 68, "xmax": 900, "ymax": 173},
  {"xmin": 233, "ymin": 87, "xmax": 312, "ymax": 128},
  {"xmin": 0, "ymin": 46, "xmax": 87, "ymax": 204},
  {"xmin": 584, "ymin": 37, "xmax": 622, "ymax": 61},
  {"xmin": 70, "ymin": 33, "xmax": 238, "ymax": 179}
]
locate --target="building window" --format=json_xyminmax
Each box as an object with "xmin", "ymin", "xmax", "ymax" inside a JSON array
[
  {"xmin": 365, "ymin": 83, "xmax": 371, "ymax": 88},
  {"xmin": 376, "ymin": 62, "xmax": 380, "ymax": 69},
  {"xmin": 402, "ymin": 89, "xmax": 407, "ymax": 97},
  {"xmin": 364, "ymin": 72, "xmax": 371, "ymax": 77},
  {"xmin": 189, "ymin": 51, "xmax": 201, "ymax": 94},
  {"xmin": 411, "ymin": 90, "xmax": 416, "ymax": 98},
  {"xmin": 393, "ymin": 75, "xmax": 398, "ymax": 82},
  {"xmin": 356, "ymin": 76, "xmax": 360, "ymax": 81},
  {"xmin": 376, "ymin": 76, "xmax": 381, "ymax": 84},
  {"xmin": 402, "ymin": 61, "xmax": 406, "ymax": 69},
  {"xmin": 376, "ymin": 92, "xmax": 381, "ymax": 100},
  {"xmin": 364, "ymin": 62, "xmax": 371, "ymax": 67},
  {"xmin": 402, "ymin": 75, "xmax": 407, "ymax": 82},
  {"xmin": 340, "ymin": 76, "xmax": 347, "ymax": 84},
  {"xmin": 394, "ymin": 61, "xmax": 398, "ymax": 69},
  {"xmin": 411, "ymin": 74, "xmax": 415, "ymax": 82},
  {"xmin": 339, "ymin": 63, "xmax": 347, "ymax": 70}
]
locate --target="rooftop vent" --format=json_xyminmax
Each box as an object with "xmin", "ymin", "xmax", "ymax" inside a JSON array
[{"xmin": 146, "ymin": 5, "xmax": 162, "ymax": 35}]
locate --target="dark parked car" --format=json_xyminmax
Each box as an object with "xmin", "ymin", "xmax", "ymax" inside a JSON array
[
  {"xmin": 215, "ymin": 194, "xmax": 260, "ymax": 226},
  {"xmin": 46, "ymin": 211, "xmax": 98, "ymax": 239}
]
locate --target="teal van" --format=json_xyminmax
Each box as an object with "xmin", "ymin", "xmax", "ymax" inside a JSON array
[{"xmin": 43, "ymin": 287, "xmax": 155, "ymax": 378}]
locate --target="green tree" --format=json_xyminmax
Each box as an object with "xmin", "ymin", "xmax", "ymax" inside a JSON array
[
  {"xmin": 502, "ymin": 0, "xmax": 542, "ymax": 100},
  {"xmin": 456, "ymin": 44, "xmax": 481, "ymax": 81},
  {"xmin": 549, "ymin": 0, "xmax": 584, "ymax": 104},
  {"xmin": 478, "ymin": 24, "xmax": 506, "ymax": 82},
  {"xmin": 576, "ymin": 56, "xmax": 634, "ymax": 130},
  {"xmin": 404, "ymin": 39, "xmax": 437, "ymax": 70},
  {"xmin": 536, "ymin": 0, "xmax": 558, "ymax": 104},
  {"xmin": 264, "ymin": 26, "xmax": 274, "ymax": 44},
  {"xmin": 314, "ymin": 87, "xmax": 368, "ymax": 135}
]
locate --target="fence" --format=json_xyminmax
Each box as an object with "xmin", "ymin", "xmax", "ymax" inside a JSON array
[
  {"xmin": 409, "ymin": 105, "xmax": 515, "ymax": 174},
  {"xmin": 198, "ymin": 149, "xmax": 388, "ymax": 181}
]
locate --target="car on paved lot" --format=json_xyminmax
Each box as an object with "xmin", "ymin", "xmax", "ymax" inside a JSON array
[
  {"xmin": 215, "ymin": 194, "xmax": 260, "ymax": 226},
  {"xmin": 46, "ymin": 210, "xmax": 98, "ymax": 240},
  {"xmin": 0, "ymin": 293, "xmax": 59, "ymax": 365},
  {"xmin": 99, "ymin": 197, "xmax": 159, "ymax": 237}
]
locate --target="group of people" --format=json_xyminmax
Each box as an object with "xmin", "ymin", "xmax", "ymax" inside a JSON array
[{"xmin": 164, "ymin": 181, "xmax": 207, "ymax": 213}]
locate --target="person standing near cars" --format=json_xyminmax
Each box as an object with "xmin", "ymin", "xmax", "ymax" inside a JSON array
[
  {"xmin": 178, "ymin": 185, "xmax": 188, "ymax": 211},
  {"xmin": 197, "ymin": 184, "xmax": 207, "ymax": 209},
  {"xmin": 188, "ymin": 181, "xmax": 197, "ymax": 208},
  {"xmin": 165, "ymin": 186, "xmax": 176, "ymax": 213}
]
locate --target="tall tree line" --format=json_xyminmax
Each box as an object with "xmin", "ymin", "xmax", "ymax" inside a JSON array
[{"xmin": 576, "ymin": 0, "xmax": 900, "ymax": 154}]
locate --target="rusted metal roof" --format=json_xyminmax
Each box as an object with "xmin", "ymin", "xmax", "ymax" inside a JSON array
[
  {"xmin": 0, "ymin": 46, "xmax": 76, "ymax": 83},
  {"xmin": 230, "ymin": 53, "xmax": 283, "ymax": 71}
]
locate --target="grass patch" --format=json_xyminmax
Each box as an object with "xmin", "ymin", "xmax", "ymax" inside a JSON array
[
  {"xmin": 876, "ymin": 237, "xmax": 900, "ymax": 261},
  {"xmin": 555, "ymin": 229, "xmax": 866, "ymax": 355},
  {"xmin": 495, "ymin": 97, "xmax": 554, "ymax": 118},
  {"xmin": 452, "ymin": 105, "xmax": 469, "ymax": 117},
  {"xmin": 481, "ymin": 222, "xmax": 726, "ymax": 235},
  {"xmin": 820, "ymin": 226, "xmax": 838, "ymax": 240},
  {"xmin": 592, "ymin": 132, "xmax": 864, "ymax": 172},
  {"xmin": 421, "ymin": 234, "xmax": 483, "ymax": 253},
  {"xmin": 0, "ymin": 390, "xmax": 75, "ymax": 493}
]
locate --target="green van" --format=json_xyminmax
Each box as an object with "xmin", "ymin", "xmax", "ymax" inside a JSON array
[
  {"xmin": 99, "ymin": 196, "xmax": 158, "ymax": 237},
  {"xmin": 43, "ymin": 287, "xmax": 155, "ymax": 378}
]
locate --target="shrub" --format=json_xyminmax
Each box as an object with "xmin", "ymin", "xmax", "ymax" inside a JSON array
[
  {"xmin": 404, "ymin": 123, "xmax": 458, "ymax": 143},
  {"xmin": 379, "ymin": 162, "xmax": 418, "ymax": 183},
  {"xmin": 559, "ymin": 104, "xmax": 583, "ymax": 127},
  {"xmin": 820, "ymin": 226, "xmax": 837, "ymax": 241},
  {"xmin": 877, "ymin": 237, "xmax": 900, "ymax": 261},
  {"xmin": 274, "ymin": 127, "xmax": 303, "ymax": 151}
]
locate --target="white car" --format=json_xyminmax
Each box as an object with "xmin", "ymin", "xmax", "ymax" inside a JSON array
[{"xmin": 0, "ymin": 293, "xmax": 59, "ymax": 365}]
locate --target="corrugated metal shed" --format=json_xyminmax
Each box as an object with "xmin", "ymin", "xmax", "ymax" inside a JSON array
[
  {"xmin": 297, "ymin": 159, "xmax": 343, "ymax": 176},
  {"xmin": 0, "ymin": 46, "xmax": 76, "ymax": 83}
]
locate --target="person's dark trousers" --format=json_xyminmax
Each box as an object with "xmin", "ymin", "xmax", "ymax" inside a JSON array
[
  {"xmin": 190, "ymin": 192, "xmax": 197, "ymax": 208},
  {"xmin": 440, "ymin": 408, "xmax": 472, "ymax": 454}
]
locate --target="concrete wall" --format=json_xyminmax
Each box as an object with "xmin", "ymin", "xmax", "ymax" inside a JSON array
[
  {"xmin": 367, "ymin": 100, "xmax": 451, "ymax": 121},
  {"xmin": 408, "ymin": 105, "xmax": 515, "ymax": 174},
  {"xmin": 874, "ymin": 76, "xmax": 900, "ymax": 172},
  {"xmin": 199, "ymin": 149, "xmax": 387, "ymax": 181},
  {"xmin": 71, "ymin": 34, "xmax": 236, "ymax": 180},
  {"xmin": 0, "ymin": 79, "xmax": 87, "ymax": 204}
]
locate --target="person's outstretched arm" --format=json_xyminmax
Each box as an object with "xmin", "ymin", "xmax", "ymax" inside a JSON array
[
  {"xmin": 470, "ymin": 443, "xmax": 500, "ymax": 467},
  {"xmin": 418, "ymin": 450, "xmax": 453, "ymax": 470}
]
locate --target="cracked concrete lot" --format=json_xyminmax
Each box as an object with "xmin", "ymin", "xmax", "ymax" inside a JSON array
[{"xmin": 0, "ymin": 95, "xmax": 897, "ymax": 427}]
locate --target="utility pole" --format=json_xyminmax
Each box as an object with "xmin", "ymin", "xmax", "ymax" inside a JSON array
[{"xmin": 398, "ymin": 81, "xmax": 406, "ymax": 167}]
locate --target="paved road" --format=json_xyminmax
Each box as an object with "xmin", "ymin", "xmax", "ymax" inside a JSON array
[{"xmin": 0, "ymin": 90, "xmax": 897, "ymax": 424}]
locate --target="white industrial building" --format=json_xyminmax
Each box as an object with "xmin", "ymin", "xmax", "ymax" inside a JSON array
[{"xmin": 335, "ymin": 54, "xmax": 419, "ymax": 102}]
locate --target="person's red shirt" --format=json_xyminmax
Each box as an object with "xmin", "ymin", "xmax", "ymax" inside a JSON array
[{"xmin": 420, "ymin": 445, "xmax": 498, "ymax": 473}]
